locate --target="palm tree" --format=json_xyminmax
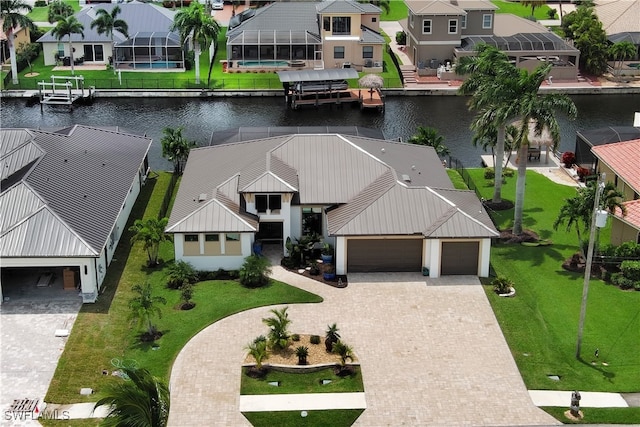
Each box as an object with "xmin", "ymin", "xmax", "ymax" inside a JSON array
[
  {"xmin": 457, "ymin": 45, "xmax": 521, "ymax": 204},
  {"xmin": 166, "ymin": 260, "xmax": 198, "ymax": 289},
  {"xmin": 511, "ymin": 63, "xmax": 577, "ymax": 235},
  {"xmin": 171, "ymin": 2, "xmax": 220, "ymax": 85},
  {"xmin": 521, "ymin": 0, "xmax": 546, "ymax": 17},
  {"xmin": 358, "ymin": 0, "xmax": 390, "ymax": 15},
  {"xmin": 609, "ymin": 41, "xmax": 636, "ymax": 79},
  {"xmin": 407, "ymin": 126, "xmax": 450, "ymax": 156},
  {"xmin": 160, "ymin": 126, "xmax": 197, "ymax": 175},
  {"xmin": 325, "ymin": 323, "xmax": 340, "ymax": 353},
  {"xmin": 129, "ymin": 217, "xmax": 171, "ymax": 266},
  {"xmin": 1, "ymin": 0, "xmax": 36, "ymax": 85},
  {"xmin": 332, "ymin": 340, "xmax": 354, "ymax": 374},
  {"xmin": 47, "ymin": 0, "xmax": 74, "ymax": 24},
  {"xmin": 128, "ymin": 283, "xmax": 167, "ymax": 339},
  {"xmin": 90, "ymin": 5, "xmax": 128, "ymax": 69},
  {"xmin": 262, "ymin": 307, "xmax": 291, "ymax": 350},
  {"xmin": 94, "ymin": 367, "xmax": 170, "ymax": 427},
  {"xmin": 51, "ymin": 15, "xmax": 84, "ymax": 75},
  {"xmin": 245, "ymin": 338, "xmax": 268, "ymax": 370}
]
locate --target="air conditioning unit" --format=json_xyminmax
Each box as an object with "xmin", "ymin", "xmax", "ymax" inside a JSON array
[{"xmin": 342, "ymin": 62, "xmax": 351, "ymax": 69}]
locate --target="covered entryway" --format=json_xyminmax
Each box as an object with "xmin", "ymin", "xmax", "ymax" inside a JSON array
[
  {"xmin": 256, "ymin": 221, "xmax": 283, "ymax": 243},
  {"xmin": 347, "ymin": 238, "xmax": 422, "ymax": 272},
  {"xmin": 441, "ymin": 241, "xmax": 480, "ymax": 275}
]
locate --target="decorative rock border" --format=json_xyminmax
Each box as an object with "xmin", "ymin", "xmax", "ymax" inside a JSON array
[
  {"xmin": 498, "ymin": 287, "xmax": 516, "ymax": 297},
  {"xmin": 242, "ymin": 362, "xmax": 360, "ymax": 374}
]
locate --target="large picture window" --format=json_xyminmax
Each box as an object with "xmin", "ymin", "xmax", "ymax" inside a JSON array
[
  {"xmin": 302, "ymin": 207, "xmax": 322, "ymax": 236},
  {"xmin": 332, "ymin": 17, "xmax": 351, "ymax": 35}
]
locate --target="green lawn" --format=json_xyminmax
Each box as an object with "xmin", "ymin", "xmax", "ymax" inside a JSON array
[
  {"xmin": 45, "ymin": 171, "xmax": 323, "ymax": 404},
  {"xmin": 381, "ymin": 1, "xmax": 408, "ymax": 21},
  {"xmin": 446, "ymin": 169, "xmax": 469, "ymax": 190},
  {"xmin": 243, "ymin": 409, "xmax": 364, "ymax": 427},
  {"xmin": 27, "ymin": 0, "xmax": 81, "ymax": 23},
  {"xmin": 467, "ymin": 169, "xmax": 640, "ymax": 395},
  {"xmin": 491, "ymin": 0, "xmax": 556, "ymax": 20},
  {"xmin": 241, "ymin": 367, "xmax": 364, "ymax": 395},
  {"xmin": 542, "ymin": 407, "xmax": 640, "ymax": 424}
]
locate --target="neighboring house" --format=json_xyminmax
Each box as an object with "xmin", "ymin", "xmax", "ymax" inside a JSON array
[
  {"xmin": 0, "ymin": 20, "xmax": 31, "ymax": 66},
  {"xmin": 0, "ymin": 126, "xmax": 152, "ymax": 303},
  {"xmin": 592, "ymin": 139, "xmax": 640, "ymax": 245},
  {"xmin": 167, "ymin": 133, "xmax": 499, "ymax": 277},
  {"xmin": 596, "ymin": 0, "xmax": 640, "ymax": 58},
  {"xmin": 403, "ymin": 0, "xmax": 580, "ymax": 80},
  {"xmin": 37, "ymin": 1, "xmax": 184, "ymax": 70},
  {"xmin": 574, "ymin": 125, "xmax": 640, "ymax": 170},
  {"xmin": 226, "ymin": 0, "xmax": 385, "ymax": 71}
]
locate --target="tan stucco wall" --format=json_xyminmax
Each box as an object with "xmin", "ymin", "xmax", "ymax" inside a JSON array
[{"xmin": 611, "ymin": 218, "xmax": 640, "ymax": 246}]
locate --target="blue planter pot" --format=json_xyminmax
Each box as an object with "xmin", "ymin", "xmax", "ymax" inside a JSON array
[
  {"xmin": 321, "ymin": 254, "xmax": 333, "ymax": 263},
  {"xmin": 323, "ymin": 272, "xmax": 336, "ymax": 280}
]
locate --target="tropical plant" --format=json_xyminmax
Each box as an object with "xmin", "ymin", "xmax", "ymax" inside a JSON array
[
  {"xmin": 521, "ymin": 0, "xmax": 546, "ymax": 17},
  {"xmin": 51, "ymin": 14, "xmax": 84, "ymax": 75},
  {"xmin": 325, "ymin": 323, "xmax": 340, "ymax": 353},
  {"xmin": 491, "ymin": 276, "xmax": 514, "ymax": 294},
  {"xmin": 128, "ymin": 283, "xmax": 167, "ymax": 339},
  {"xmin": 321, "ymin": 243, "xmax": 333, "ymax": 256},
  {"xmin": 1, "ymin": 0, "xmax": 36, "ymax": 84},
  {"xmin": 562, "ymin": 4, "xmax": 609, "ymax": 75},
  {"xmin": 310, "ymin": 335, "xmax": 321, "ymax": 345},
  {"xmin": 395, "ymin": 31, "xmax": 406, "ymax": 45},
  {"xmin": 93, "ymin": 367, "xmax": 170, "ymax": 427},
  {"xmin": 262, "ymin": 307, "xmax": 291, "ymax": 351},
  {"xmin": 245, "ymin": 337, "xmax": 268, "ymax": 370},
  {"xmin": 179, "ymin": 283, "xmax": 194, "ymax": 308},
  {"xmin": 358, "ymin": 0, "xmax": 390, "ymax": 15},
  {"xmin": 90, "ymin": 5, "xmax": 128, "ymax": 68},
  {"xmin": 129, "ymin": 217, "xmax": 171, "ymax": 266},
  {"xmin": 166, "ymin": 260, "xmax": 198, "ymax": 289},
  {"xmin": 160, "ymin": 126, "xmax": 197, "ymax": 175},
  {"xmin": 47, "ymin": 0, "xmax": 73, "ymax": 24},
  {"xmin": 561, "ymin": 151, "xmax": 576, "ymax": 168},
  {"xmin": 239, "ymin": 254, "xmax": 271, "ymax": 288},
  {"xmin": 609, "ymin": 41, "xmax": 636, "ymax": 78},
  {"xmin": 332, "ymin": 340, "xmax": 354, "ymax": 371},
  {"xmin": 407, "ymin": 126, "xmax": 450, "ymax": 156},
  {"xmin": 171, "ymin": 2, "xmax": 220, "ymax": 85},
  {"xmin": 16, "ymin": 42, "xmax": 40, "ymax": 74},
  {"xmin": 295, "ymin": 346, "xmax": 309, "ymax": 365}
]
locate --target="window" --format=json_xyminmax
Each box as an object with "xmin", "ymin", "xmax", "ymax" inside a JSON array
[
  {"xmin": 422, "ymin": 19, "xmax": 432, "ymax": 34},
  {"xmin": 448, "ymin": 19, "xmax": 457, "ymax": 34},
  {"xmin": 256, "ymin": 195, "xmax": 267, "ymax": 213},
  {"xmin": 334, "ymin": 46, "xmax": 345, "ymax": 59},
  {"xmin": 57, "ymin": 43, "xmax": 64, "ymax": 57},
  {"xmin": 323, "ymin": 16, "xmax": 330, "ymax": 31},
  {"xmin": 372, "ymin": 17, "xmax": 377, "ymax": 22},
  {"xmin": 255, "ymin": 194, "xmax": 281, "ymax": 213},
  {"xmin": 461, "ymin": 15, "xmax": 467, "ymax": 29},
  {"xmin": 409, "ymin": 13, "xmax": 414, "ymax": 28},
  {"xmin": 363, "ymin": 46, "xmax": 373, "ymax": 59},
  {"xmin": 302, "ymin": 207, "xmax": 322, "ymax": 236},
  {"xmin": 226, "ymin": 233, "xmax": 240, "ymax": 241},
  {"xmin": 332, "ymin": 16, "xmax": 351, "ymax": 35},
  {"xmin": 483, "ymin": 14, "xmax": 493, "ymax": 29},
  {"xmin": 185, "ymin": 234, "xmax": 199, "ymax": 242},
  {"xmin": 269, "ymin": 195, "xmax": 281, "ymax": 211},
  {"xmin": 205, "ymin": 234, "xmax": 219, "ymax": 242}
]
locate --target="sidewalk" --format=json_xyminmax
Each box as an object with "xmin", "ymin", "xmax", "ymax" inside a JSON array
[{"xmin": 529, "ymin": 390, "xmax": 631, "ymax": 408}]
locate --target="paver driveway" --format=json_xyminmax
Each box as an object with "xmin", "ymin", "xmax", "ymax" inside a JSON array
[{"xmin": 168, "ymin": 268, "xmax": 559, "ymax": 426}]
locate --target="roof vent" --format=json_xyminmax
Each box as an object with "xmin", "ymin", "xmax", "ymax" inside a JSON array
[
  {"xmin": 381, "ymin": 148, "xmax": 385, "ymax": 154},
  {"xmin": 198, "ymin": 193, "xmax": 207, "ymax": 202},
  {"xmin": 402, "ymin": 174, "xmax": 411, "ymax": 182}
]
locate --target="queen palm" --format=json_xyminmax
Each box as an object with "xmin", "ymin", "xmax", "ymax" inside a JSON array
[
  {"xmin": 129, "ymin": 217, "xmax": 171, "ymax": 266},
  {"xmin": 51, "ymin": 15, "xmax": 84, "ymax": 75},
  {"xmin": 171, "ymin": 2, "xmax": 220, "ymax": 85},
  {"xmin": 1, "ymin": 0, "xmax": 36, "ymax": 85},
  {"xmin": 262, "ymin": 307, "xmax": 291, "ymax": 350},
  {"xmin": 609, "ymin": 41, "xmax": 636, "ymax": 79},
  {"xmin": 94, "ymin": 367, "xmax": 170, "ymax": 427},
  {"xmin": 90, "ymin": 5, "xmax": 128, "ymax": 69},
  {"xmin": 160, "ymin": 126, "xmax": 196, "ymax": 175},
  {"xmin": 128, "ymin": 282, "xmax": 167, "ymax": 339}
]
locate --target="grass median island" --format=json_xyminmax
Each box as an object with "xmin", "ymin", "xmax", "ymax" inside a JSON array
[
  {"xmin": 243, "ymin": 409, "xmax": 364, "ymax": 427},
  {"xmin": 466, "ymin": 169, "xmax": 639, "ymax": 421},
  {"xmin": 241, "ymin": 366, "xmax": 364, "ymax": 395},
  {"xmin": 45, "ymin": 171, "xmax": 323, "ymax": 404}
]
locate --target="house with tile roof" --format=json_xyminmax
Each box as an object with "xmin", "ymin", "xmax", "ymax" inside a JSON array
[
  {"xmin": 592, "ymin": 139, "xmax": 640, "ymax": 245},
  {"xmin": 167, "ymin": 133, "xmax": 498, "ymax": 277},
  {"xmin": 0, "ymin": 126, "xmax": 152, "ymax": 303},
  {"xmin": 402, "ymin": 0, "xmax": 580, "ymax": 80},
  {"xmin": 226, "ymin": 0, "xmax": 385, "ymax": 71},
  {"xmin": 595, "ymin": 0, "xmax": 640, "ymax": 56},
  {"xmin": 37, "ymin": 1, "xmax": 184, "ymax": 71}
]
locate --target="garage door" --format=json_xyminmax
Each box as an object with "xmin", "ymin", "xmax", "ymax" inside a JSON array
[
  {"xmin": 441, "ymin": 242, "xmax": 479, "ymax": 275},
  {"xmin": 347, "ymin": 239, "xmax": 422, "ymax": 272}
]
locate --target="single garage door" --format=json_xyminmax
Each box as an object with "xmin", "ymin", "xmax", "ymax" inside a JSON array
[
  {"xmin": 441, "ymin": 241, "xmax": 479, "ymax": 275},
  {"xmin": 347, "ymin": 239, "xmax": 422, "ymax": 272}
]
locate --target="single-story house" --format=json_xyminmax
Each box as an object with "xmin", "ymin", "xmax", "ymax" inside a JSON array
[
  {"xmin": 226, "ymin": 0, "xmax": 385, "ymax": 72},
  {"xmin": 37, "ymin": 1, "xmax": 184, "ymax": 70},
  {"xmin": 0, "ymin": 125, "xmax": 152, "ymax": 303},
  {"xmin": 592, "ymin": 138, "xmax": 640, "ymax": 245},
  {"xmin": 167, "ymin": 133, "xmax": 499, "ymax": 277}
]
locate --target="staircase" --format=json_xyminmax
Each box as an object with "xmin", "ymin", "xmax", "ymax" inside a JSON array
[{"xmin": 400, "ymin": 65, "xmax": 417, "ymax": 85}]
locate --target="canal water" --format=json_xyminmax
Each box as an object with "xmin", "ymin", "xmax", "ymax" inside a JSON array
[{"xmin": 1, "ymin": 94, "xmax": 638, "ymax": 171}]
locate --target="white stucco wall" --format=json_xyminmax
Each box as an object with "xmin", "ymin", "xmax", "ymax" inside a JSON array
[
  {"xmin": 479, "ymin": 238, "xmax": 491, "ymax": 277},
  {"xmin": 335, "ymin": 236, "xmax": 346, "ymax": 275},
  {"xmin": 174, "ymin": 233, "xmax": 252, "ymax": 270},
  {"xmin": 41, "ymin": 41, "xmax": 112, "ymax": 66}
]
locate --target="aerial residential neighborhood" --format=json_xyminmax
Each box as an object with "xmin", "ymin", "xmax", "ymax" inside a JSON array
[{"xmin": 1, "ymin": 0, "xmax": 639, "ymax": 426}]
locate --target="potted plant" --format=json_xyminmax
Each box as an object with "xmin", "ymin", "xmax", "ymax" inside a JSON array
[
  {"xmin": 295, "ymin": 345, "xmax": 309, "ymax": 365},
  {"xmin": 321, "ymin": 243, "xmax": 333, "ymax": 263},
  {"xmin": 323, "ymin": 265, "xmax": 336, "ymax": 281}
]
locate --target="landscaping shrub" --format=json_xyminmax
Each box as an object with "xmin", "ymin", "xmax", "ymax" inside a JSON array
[
  {"xmin": 576, "ymin": 166, "xmax": 590, "ymax": 181},
  {"xmin": 310, "ymin": 335, "xmax": 321, "ymax": 345},
  {"xmin": 615, "ymin": 242, "xmax": 640, "ymax": 258},
  {"xmin": 561, "ymin": 151, "xmax": 576, "ymax": 168},
  {"xmin": 395, "ymin": 31, "xmax": 406, "ymax": 45},
  {"xmin": 166, "ymin": 260, "xmax": 198, "ymax": 289},
  {"xmin": 34, "ymin": 0, "xmax": 46, "ymax": 6},
  {"xmin": 611, "ymin": 272, "xmax": 635, "ymax": 290},
  {"xmin": 620, "ymin": 260, "xmax": 640, "ymax": 282},
  {"xmin": 491, "ymin": 276, "xmax": 514, "ymax": 294},
  {"xmin": 239, "ymin": 255, "xmax": 271, "ymax": 288},
  {"xmin": 484, "ymin": 167, "xmax": 495, "ymax": 180},
  {"xmin": 291, "ymin": 334, "xmax": 300, "ymax": 342}
]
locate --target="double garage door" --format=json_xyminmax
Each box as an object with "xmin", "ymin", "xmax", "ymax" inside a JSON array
[{"xmin": 347, "ymin": 239, "xmax": 422, "ymax": 272}]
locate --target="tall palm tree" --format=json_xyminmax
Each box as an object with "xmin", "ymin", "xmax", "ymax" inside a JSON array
[
  {"xmin": 129, "ymin": 217, "xmax": 171, "ymax": 266},
  {"xmin": 511, "ymin": 63, "xmax": 577, "ymax": 235},
  {"xmin": 1, "ymin": 0, "xmax": 36, "ymax": 85},
  {"xmin": 262, "ymin": 307, "xmax": 291, "ymax": 350},
  {"xmin": 457, "ymin": 45, "xmax": 520, "ymax": 204},
  {"xmin": 407, "ymin": 126, "xmax": 450, "ymax": 156},
  {"xmin": 90, "ymin": 5, "xmax": 128, "ymax": 68},
  {"xmin": 160, "ymin": 126, "xmax": 197, "ymax": 175},
  {"xmin": 47, "ymin": 0, "xmax": 74, "ymax": 24},
  {"xmin": 94, "ymin": 367, "xmax": 170, "ymax": 427},
  {"xmin": 609, "ymin": 41, "xmax": 636, "ymax": 79},
  {"xmin": 51, "ymin": 15, "xmax": 84, "ymax": 75},
  {"xmin": 171, "ymin": 2, "xmax": 220, "ymax": 85},
  {"xmin": 128, "ymin": 283, "xmax": 167, "ymax": 338}
]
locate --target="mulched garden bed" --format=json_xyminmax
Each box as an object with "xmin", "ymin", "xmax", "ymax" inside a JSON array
[
  {"xmin": 499, "ymin": 228, "xmax": 539, "ymax": 244},
  {"xmin": 283, "ymin": 260, "xmax": 348, "ymax": 288}
]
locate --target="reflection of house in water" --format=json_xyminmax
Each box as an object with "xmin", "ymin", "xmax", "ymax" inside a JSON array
[{"xmin": 574, "ymin": 126, "xmax": 640, "ymax": 171}]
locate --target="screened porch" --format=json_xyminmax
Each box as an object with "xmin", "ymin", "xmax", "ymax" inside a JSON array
[
  {"xmin": 114, "ymin": 31, "xmax": 185, "ymax": 71},
  {"xmin": 226, "ymin": 30, "xmax": 321, "ymax": 66}
]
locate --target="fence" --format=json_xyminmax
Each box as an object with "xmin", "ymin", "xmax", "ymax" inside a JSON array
[
  {"xmin": 386, "ymin": 45, "xmax": 404, "ymax": 86},
  {"xmin": 446, "ymin": 155, "xmax": 482, "ymax": 200}
]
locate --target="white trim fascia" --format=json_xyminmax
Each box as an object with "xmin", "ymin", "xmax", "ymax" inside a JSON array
[
  {"xmin": 243, "ymin": 171, "xmax": 298, "ymax": 193},
  {"xmin": 326, "ymin": 36, "xmax": 360, "ymax": 41},
  {"xmin": 416, "ymin": 40, "xmax": 461, "ymax": 46},
  {"xmin": 212, "ymin": 198, "xmax": 257, "ymax": 231}
]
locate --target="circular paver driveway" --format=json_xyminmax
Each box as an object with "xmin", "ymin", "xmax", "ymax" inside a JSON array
[{"xmin": 168, "ymin": 268, "xmax": 559, "ymax": 426}]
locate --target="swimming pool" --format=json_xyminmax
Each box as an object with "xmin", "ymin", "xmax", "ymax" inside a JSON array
[
  {"xmin": 237, "ymin": 60, "xmax": 290, "ymax": 67},
  {"xmin": 133, "ymin": 61, "xmax": 181, "ymax": 69},
  {"xmin": 627, "ymin": 63, "xmax": 640, "ymax": 69}
]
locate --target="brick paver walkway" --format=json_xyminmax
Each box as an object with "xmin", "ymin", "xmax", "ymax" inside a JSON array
[{"xmin": 168, "ymin": 268, "xmax": 559, "ymax": 426}]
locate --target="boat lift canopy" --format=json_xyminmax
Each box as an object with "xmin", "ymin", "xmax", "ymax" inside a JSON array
[{"xmin": 277, "ymin": 68, "xmax": 358, "ymax": 83}]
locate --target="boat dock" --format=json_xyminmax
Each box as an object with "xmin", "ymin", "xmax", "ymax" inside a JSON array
[
  {"xmin": 287, "ymin": 88, "xmax": 384, "ymax": 111},
  {"xmin": 37, "ymin": 76, "xmax": 95, "ymax": 110}
]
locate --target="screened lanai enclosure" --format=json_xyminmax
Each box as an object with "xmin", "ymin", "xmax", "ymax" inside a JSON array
[
  {"xmin": 114, "ymin": 31, "xmax": 185, "ymax": 71},
  {"xmin": 226, "ymin": 30, "xmax": 321, "ymax": 67}
]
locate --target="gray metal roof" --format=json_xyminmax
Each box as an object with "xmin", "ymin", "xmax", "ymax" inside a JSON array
[
  {"xmin": 168, "ymin": 133, "xmax": 498, "ymax": 239},
  {"xmin": 277, "ymin": 68, "xmax": 359, "ymax": 83},
  {"xmin": 405, "ymin": 0, "xmax": 466, "ymax": 15},
  {"xmin": 1, "ymin": 126, "xmax": 152, "ymax": 258},
  {"xmin": 361, "ymin": 26, "xmax": 385, "ymax": 44},
  {"xmin": 0, "ymin": 129, "xmax": 44, "ymax": 181},
  {"xmin": 226, "ymin": 2, "xmax": 319, "ymax": 38},
  {"xmin": 209, "ymin": 126, "xmax": 384, "ymax": 145},
  {"xmin": 316, "ymin": 0, "xmax": 381, "ymax": 14},
  {"xmin": 37, "ymin": 2, "xmax": 178, "ymax": 44}
]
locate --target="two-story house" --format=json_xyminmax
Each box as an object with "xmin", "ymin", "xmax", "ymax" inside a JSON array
[
  {"xmin": 166, "ymin": 132, "xmax": 499, "ymax": 278},
  {"xmin": 403, "ymin": 0, "xmax": 580, "ymax": 80},
  {"xmin": 226, "ymin": 0, "xmax": 385, "ymax": 71}
]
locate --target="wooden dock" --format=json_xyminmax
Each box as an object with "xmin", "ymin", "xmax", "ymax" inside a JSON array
[
  {"xmin": 287, "ymin": 88, "xmax": 384, "ymax": 112},
  {"xmin": 38, "ymin": 76, "xmax": 95, "ymax": 111}
]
